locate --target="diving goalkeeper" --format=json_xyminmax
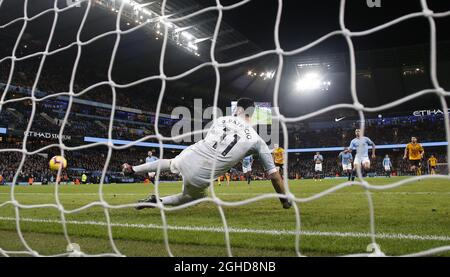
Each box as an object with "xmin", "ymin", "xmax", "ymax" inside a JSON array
[{"xmin": 122, "ymin": 98, "xmax": 292, "ymax": 210}]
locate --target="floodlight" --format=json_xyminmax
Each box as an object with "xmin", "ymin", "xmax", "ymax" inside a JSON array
[
  {"xmin": 182, "ymin": 31, "xmax": 194, "ymax": 40},
  {"xmin": 187, "ymin": 42, "xmax": 198, "ymax": 50},
  {"xmin": 296, "ymin": 72, "xmax": 322, "ymax": 91}
]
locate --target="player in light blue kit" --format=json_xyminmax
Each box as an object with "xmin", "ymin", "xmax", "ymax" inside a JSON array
[
  {"xmin": 349, "ymin": 129, "xmax": 376, "ymax": 180},
  {"xmin": 338, "ymin": 147, "xmax": 353, "ymax": 181},
  {"xmin": 242, "ymin": 155, "xmax": 254, "ymax": 184},
  {"xmin": 382, "ymin": 154, "xmax": 393, "ymax": 178},
  {"xmin": 145, "ymin": 150, "xmax": 159, "ymax": 184}
]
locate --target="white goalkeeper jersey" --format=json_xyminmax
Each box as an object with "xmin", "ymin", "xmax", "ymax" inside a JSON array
[{"xmin": 170, "ymin": 116, "xmax": 277, "ymax": 187}]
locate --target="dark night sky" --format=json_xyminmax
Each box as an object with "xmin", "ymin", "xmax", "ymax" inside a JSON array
[{"xmin": 221, "ymin": 0, "xmax": 450, "ymax": 52}]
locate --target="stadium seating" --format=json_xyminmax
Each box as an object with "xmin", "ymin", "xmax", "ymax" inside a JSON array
[{"xmin": 0, "ymin": 46, "xmax": 447, "ymax": 184}]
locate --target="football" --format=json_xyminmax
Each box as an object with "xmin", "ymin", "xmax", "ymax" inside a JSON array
[{"xmin": 49, "ymin": 156, "xmax": 67, "ymax": 171}]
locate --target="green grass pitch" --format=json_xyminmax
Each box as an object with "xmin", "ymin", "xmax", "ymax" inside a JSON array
[{"xmin": 0, "ymin": 177, "xmax": 449, "ymax": 257}]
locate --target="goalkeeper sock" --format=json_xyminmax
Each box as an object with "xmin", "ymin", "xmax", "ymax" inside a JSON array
[
  {"xmin": 132, "ymin": 159, "xmax": 171, "ymax": 174},
  {"xmin": 160, "ymin": 193, "xmax": 186, "ymax": 206},
  {"xmin": 161, "ymin": 186, "xmax": 207, "ymax": 206},
  {"xmin": 351, "ymin": 170, "xmax": 356, "ymax": 181}
]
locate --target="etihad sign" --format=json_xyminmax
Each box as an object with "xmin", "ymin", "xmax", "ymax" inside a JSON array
[
  {"xmin": 24, "ymin": 131, "xmax": 71, "ymax": 141},
  {"xmin": 413, "ymin": 109, "xmax": 450, "ymax": 117}
]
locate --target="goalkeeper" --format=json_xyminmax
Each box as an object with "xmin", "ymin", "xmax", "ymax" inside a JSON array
[{"xmin": 122, "ymin": 98, "xmax": 292, "ymax": 210}]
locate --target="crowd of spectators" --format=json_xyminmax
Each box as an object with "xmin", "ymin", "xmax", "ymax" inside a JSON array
[
  {"xmin": 2, "ymin": 90, "xmax": 446, "ymax": 150},
  {"xmin": 0, "ymin": 54, "xmax": 187, "ymax": 117},
  {"xmin": 1, "ymin": 113, "xmax": 448, "ymax": 184},
  {"xmin": 290, "ymin": 117, "xmax": 446, "ymax": 148},
  {"xmin": 287, "ymin": 151, "xmax": 448, "ymax": 179},
  {"xmin": 0, "ymin": 151, "xmax": 53, "ymax": 183},
  {"xmin": 1, "ymin": 44, "xmax": 449, "ymax": 184},
  {"xmin": 0, "ymin": 140, "xmax": 181, "ymax": 184}
]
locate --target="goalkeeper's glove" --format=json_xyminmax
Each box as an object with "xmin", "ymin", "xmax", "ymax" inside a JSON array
[{"xmin": 122, "ymin": 163, "xmax": 135, "ymax": 175}]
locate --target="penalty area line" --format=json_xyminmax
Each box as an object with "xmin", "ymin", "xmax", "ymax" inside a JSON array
[
  {"xmin": 0, "ymin": 216, "xmax": 449, "ymax": 242},
  {"xmin": 1, "ymin": 192, "xmax": 449, "ymax": 196}
]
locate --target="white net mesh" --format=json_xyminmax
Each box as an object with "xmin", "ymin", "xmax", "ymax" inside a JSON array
[
  {"xmin": 0, "ymin": 0, "xmax": 450, "ymax": 257},
  {"xmin": 434, "ymin": 163, "xmax": 449, "ymax": 175}
]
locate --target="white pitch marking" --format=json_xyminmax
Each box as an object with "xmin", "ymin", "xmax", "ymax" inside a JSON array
[
  {"xmin": 0, "ymin": 216, "xmax": 449, "ymax": 242},
  {"xmin": 1, "ymin": 192, "xmax": 449, "ymax": 196}
]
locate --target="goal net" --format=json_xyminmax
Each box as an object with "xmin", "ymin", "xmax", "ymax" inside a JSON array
[
  {"xmin": 435, "ymin": 163, "xmax": 450, "ymax": 175},
  {"xmin": 0, "ymin": 0, "xmax": 450, "ymax": 257}
]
